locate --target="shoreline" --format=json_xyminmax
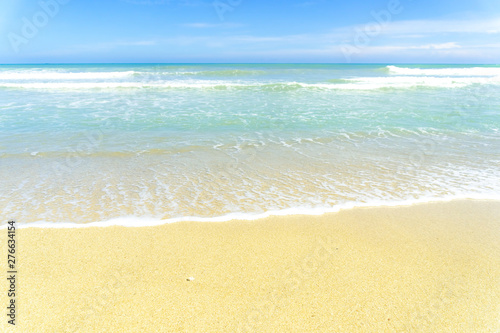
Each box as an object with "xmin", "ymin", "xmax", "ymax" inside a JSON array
[
  {"xmin": 4, "ymin": 196, "xmax": 500, "ymax": 229},
  {"xmin": 1, "ymin": 199, "xmax": 499, "ymax": 332}
]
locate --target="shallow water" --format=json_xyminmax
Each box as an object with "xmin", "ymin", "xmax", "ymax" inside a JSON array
[{"xmin": 1, "ymin": 64, "xmax": 499, "ymax": 225}]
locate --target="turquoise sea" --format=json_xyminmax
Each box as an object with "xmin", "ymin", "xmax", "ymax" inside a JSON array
[{"xmin": 0, "ymin": 64, "xmax": 499, "ymax": 226}]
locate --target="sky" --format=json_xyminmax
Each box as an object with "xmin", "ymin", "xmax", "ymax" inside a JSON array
[{"xmin": 0, "ymin": 0, "xmax": 499, "ymax": 63}]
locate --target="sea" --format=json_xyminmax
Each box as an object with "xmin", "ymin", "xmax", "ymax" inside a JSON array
[{"xmin": 0, "ymin": 63, "xmax": 499, "ymax": 227}]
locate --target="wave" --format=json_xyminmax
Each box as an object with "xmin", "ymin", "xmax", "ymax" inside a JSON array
[
  {"xmin": 0, "ymin": 69, "xmax": 265, "ymax": 80},
  {"xmin": 178, "ymin": 69, "xmax": 267, "ymax": 77},
  {"xmin": 387, "ymin": 65, "xmax": 500, "ymax": 77},
  {"xmin": 2, "ymin": 76, "xmax": 499, "ymax": 90},
  {"xmin": 2, "ymin": 66, "xmax": 500, "ymax": 82},
  {"xmin": 3, "ymin": 194, "xmax": 500, "ymax": 229},
  {"xmin": 0, "ymin": 70, "xmax": 136, "ymax": 80},
  {"xmin": 0, "ymin": 81, "xmax": 234, "ymax": 89},
  {"xmin": 330, "ymin": 76, "xmax": 500, "ymax": 89}
]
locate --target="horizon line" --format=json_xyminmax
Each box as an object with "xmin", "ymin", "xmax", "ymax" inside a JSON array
[{"xmin": 0, "ymin": 62, "xmax": 499, "ymax": 65}]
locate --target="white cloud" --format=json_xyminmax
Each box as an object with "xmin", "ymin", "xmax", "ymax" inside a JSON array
[
  {"xmin": 41, "ymin": 16, "xmax": 500, "ymax": 62},
  {"xmin": 410, "ymin": 42, "xmax": 461, "ymax": 50},
  {"xmin": 341, "ymin": 17, "xmax": 500, "ymax": 37},
  {"xmin": 114, "ymin": 40, "xmax": 157, "ymax": 46},
  {"xmin": 182, "ymin": 22, "xmax": 243, "ymax": 28}
]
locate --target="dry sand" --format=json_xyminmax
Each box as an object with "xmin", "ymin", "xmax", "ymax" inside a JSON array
[{"xmin": 1, "ymin": 200, "xmax": 499, "ymax": 332}]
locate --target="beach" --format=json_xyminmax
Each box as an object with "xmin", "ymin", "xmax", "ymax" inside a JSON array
[
  {"xmin": 2, "ymin": 199, "xmax": 499, "ymax": 332},
  {"xmin": 1, "ymin": 0, "xmax": 500, "ymax": 328},
  {"xmin": 1, "ymin": 64, "xmax": 499, "ymax": 331}
]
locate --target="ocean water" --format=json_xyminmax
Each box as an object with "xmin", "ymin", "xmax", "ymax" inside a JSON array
[{"xmin": 0, "ymin": 64, "xmax": 499, "ymax": 227}]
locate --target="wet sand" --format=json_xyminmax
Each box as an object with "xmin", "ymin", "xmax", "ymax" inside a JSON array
[{"xmin": 1, "ymin": 200, "xmax": 499, "ymax": 332}]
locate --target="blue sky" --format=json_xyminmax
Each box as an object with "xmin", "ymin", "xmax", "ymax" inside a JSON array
[{"xmin": 0, "ymin": 0, "xmax": 499, "ymax": 63}]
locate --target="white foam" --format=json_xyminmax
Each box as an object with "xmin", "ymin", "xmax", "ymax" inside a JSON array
[
  {"xmin": 327, "ymin": 76, "xmax": 500, "ymax": 89},
  {"xmin": 4, "ymin": 194, "xmax": 500, "ymax": 229},
  {"xmin": 387, "ymin": 65, "xmax": 500, "ymax": 77},
  {"xmin": 0, "ymin": 71, "xmax": 136, "ymax": 80},
  {"xmin": 0, "ymin": 81, "xmax": 246, "ymax": 89},
  {"xmin": 2, "ymin": 76, "xmax": 498, "ymax": 90}
]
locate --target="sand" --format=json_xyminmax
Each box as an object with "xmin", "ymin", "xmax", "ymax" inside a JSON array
[{"xmin": 1, "ymin": 200, "xmax": 499, "ymax": 332}]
